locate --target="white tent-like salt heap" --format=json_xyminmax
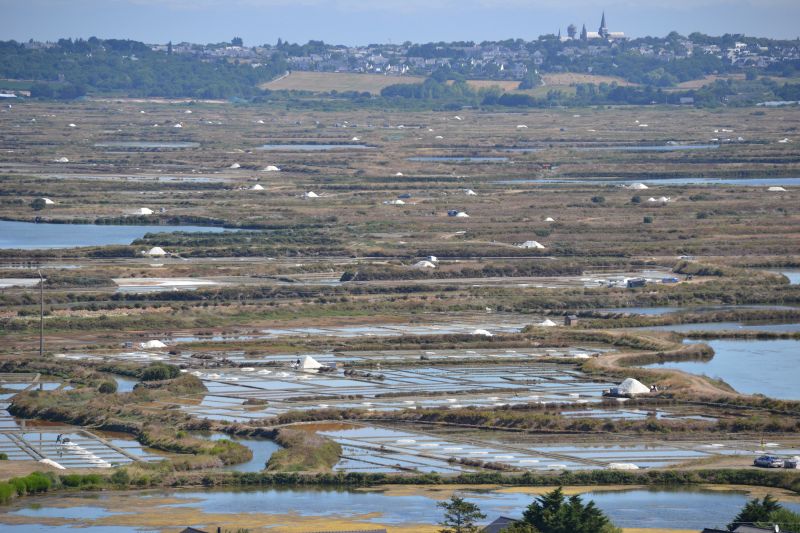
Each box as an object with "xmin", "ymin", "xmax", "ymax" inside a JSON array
[
  {"xmin": 145, "ymin": 247, "xmax": 167, "ymax": 257},
  {"xmin": 628, "ymin": 183, "xmax": 649, "ymax": 190},
  {"xmin": 251, "ymin": 184, "xmax": 265, "ymax": 191},
  {"xmin": 300, "ymin": 355, "xmax": 323, "ymax": 372},
  {"xmin": 472, "ymin": 329, "xmax": 493, "ymax": 337},
  {"xmin": 544, "ymin": 217, "xmax": 555, "ymax": 222},
  {"xmin": 54, "ymin": 157, "xmax": 69, "ymax": 163},
  {"xmin": 768, "ymin": 186, "xmax": 787, "ymax": 192},
  {"xmin": 454, "ymin": 211, "xmax": 469, "ymax": 217},
  {"xmin": 140, "ymin": 340, "xmax": 167, "ymax": 349},
  {"xmin": 40, "ymin": 198, "xmax": 55, "ymax": 205},
  {"xmin": 385, "ymin": 199, "xmax": 405, "ymax": 205},
  {"xmin": 263, "ymin": 165, "xmax": 281, "ymax": 172},
  {"xmin": 608, "ymin": 463, "xmax": 639, "ymax": 470},
  {"xmin": 538, "ymin": 319, "xmax": 557, "ymax": 327},
  {"xmin": 229, "ymin": 163, "xmax": 241, "ymax": 169},
  {"xmin": 135, "ymin": 207, "xmax": 154, "ymax": 215},
  {"xmin": 465, "ymin": 189, "xmax": 477, "ymax": 196},
  {"xmin": 617, "ymin": 378, "xmax": 650, "ymax": 396},
  {"xmin": 412, "ymin": 260, "xmax": 436, "ymax": 269},
  {"xmin": 519, "ymin": 240, "xmax": 545, "ymax": 249},
  {"xmin": 304, "ymin": 191, "xmax": 319, "ymax": 198}
]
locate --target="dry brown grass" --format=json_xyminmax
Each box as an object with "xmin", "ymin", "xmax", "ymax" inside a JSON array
[
  {"xmin": 542, "ymin": 72, "xmax": 638, "ymax": 86},
  {"xmin": 261, "ymin": 71, "xmax": 426, "ymax": 94}
]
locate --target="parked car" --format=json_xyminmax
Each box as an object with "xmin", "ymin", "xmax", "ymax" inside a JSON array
[
  {"xmin": 784, "ymin": 458, "xmax": 799, "ymax": 469},
  {"xmin": 754, "ymin": 455, "xmax": 784, "ymax": 468}
]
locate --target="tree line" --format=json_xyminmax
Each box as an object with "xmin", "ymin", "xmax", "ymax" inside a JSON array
[{"xmin": 0, "ymin": 38, "xmax": 287, "ymax": 99}]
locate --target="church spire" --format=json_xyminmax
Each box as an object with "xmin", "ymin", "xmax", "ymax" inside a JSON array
[{"xmin": 599, "ymin": 11, "xmax": 608, "ymax": 37}]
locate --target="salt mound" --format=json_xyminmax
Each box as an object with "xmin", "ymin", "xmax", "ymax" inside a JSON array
[{"xmin": 140, "ymin": 340, "xmax": 167, "ymax": 349}]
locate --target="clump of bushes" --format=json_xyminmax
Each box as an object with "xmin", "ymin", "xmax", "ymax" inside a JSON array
[{"xmin": 140, "ymin": 363, "xmax": 180, "ymax": 381}]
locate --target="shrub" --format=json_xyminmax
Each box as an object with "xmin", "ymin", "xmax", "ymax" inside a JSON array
[
  {"xmin": 591, "ymin": 196, "xmax": 606, "ymax": 204},
  {"xmin": 98, "ymin": 381, "xmax": 118, "ymax": 394},
  {"xmin": 110, "ymin": 468, "xmax": 130, "ymax": 486},
  {"xmin": 643, "ymin": 216, "xmax": 654, "ymax": 224},
  {"xmin": 631, "ymin": 195, "xmax": 641, "ymax": 204},
  {"xmin": 30, "ymin": 198, "xmax": 48, "ymax": 210},
  {"xmin": 140, "ymin": 363, "xmax": 180, "ymax": 381}
]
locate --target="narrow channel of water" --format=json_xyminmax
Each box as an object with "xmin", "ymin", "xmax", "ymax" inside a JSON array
[{"xmin": 0, "ymin": 221, "xmax": 231, "ymax": 249}]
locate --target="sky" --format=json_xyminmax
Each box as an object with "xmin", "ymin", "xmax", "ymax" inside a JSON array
[{"xmin": 1, "ymin": 0, "xmax": 799, "ymax": 46}]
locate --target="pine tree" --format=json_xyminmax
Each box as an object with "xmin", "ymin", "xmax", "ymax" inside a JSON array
[{"xmin": 438, "ymin": 495, "xmax": 486, "ymax": 533}]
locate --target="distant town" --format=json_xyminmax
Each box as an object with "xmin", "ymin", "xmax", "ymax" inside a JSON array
[
  {"xmin": 3, "ymin": 13, "xmax": 799, "ymax": 105},
  {"xmin": 138, "ymin": 14, "xmax": 799, "ymax": 82}
]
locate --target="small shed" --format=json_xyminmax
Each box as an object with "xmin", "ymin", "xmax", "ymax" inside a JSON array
[{"xmin": 564, "ymin": 315, "xmax": 579, "ymax": 326}]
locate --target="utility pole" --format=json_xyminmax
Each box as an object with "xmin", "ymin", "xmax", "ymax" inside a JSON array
[{"xmin": 38, "ymin": 269, "xmax": 44, "ymax": 357}]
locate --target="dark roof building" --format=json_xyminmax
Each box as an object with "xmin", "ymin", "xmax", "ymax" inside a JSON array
[{"xmin": 483, "ymin": 516, "xmax": 520, "ymax": 533}]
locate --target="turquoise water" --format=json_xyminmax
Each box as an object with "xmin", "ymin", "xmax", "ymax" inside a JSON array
[
  {"xmin": 0, "ymin": 220, "xmax": 231, "ymax": 249},
  {"xmin": 644, "ymin": 339, "xmax": 800, "ymax": 400}
]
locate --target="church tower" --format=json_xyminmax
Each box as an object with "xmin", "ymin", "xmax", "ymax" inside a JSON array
[
  {"xmin": 599, "ymin": 12, "xmax": 608, "ymax": 38},
  {"xmin": 580, "ymin": 24, "xmax": 588, "ymax": 41}
]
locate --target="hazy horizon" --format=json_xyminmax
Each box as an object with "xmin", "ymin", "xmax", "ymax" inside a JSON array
[{"xmin": 2, "ymin": 0, "xmax": 799, "ymax": 47}]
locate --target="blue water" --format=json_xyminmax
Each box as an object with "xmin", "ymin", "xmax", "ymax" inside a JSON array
[
  {"xmin": 599, "ymin": 305, "xmax": 797, "ymax": 316},
  {"xmin": 496, "ymin": 177, "xmax": 800, "ymax": 186},
  {"xmin": 113, "ymin": 377, "xmax": 139, "ymax": 393},
  {"xmin": 574, "ymin": 144, "xmax": 720, "ymax": 152},
  {"xmin": 408, "ymin": 156, "xmax": 508, "ymax": 162},
  {"xmin": 633, "ymin": 322, "xmax": 800, "ymax": 334},
  {"xmin": 0, "ymin": 220, "xmax": 231, "ymax": 249},
  {"xmin": 258, "ymin": 144, "xmax": 370, "ymax": 150},
  {"xmin": 4, "ymin": 487, "xmax": 799, "ymax": 530},
  {"xmin": 192, "ymin": 431, "xmax": 281, "ymax": 472},
  {"xmin": 644, "ymin": 339, "xmax": 800, "ymax": 400},
  {"xmin": 778, "ymin": 271, "xmax": 800, "ymax": 285},
  {"xmin": 94, "ymin": 141, "xmax": 199, "ymax": 149}
]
